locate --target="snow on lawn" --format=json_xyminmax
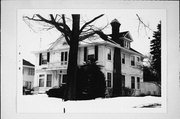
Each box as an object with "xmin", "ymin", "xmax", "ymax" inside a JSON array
[{"xmin": 18, "ymin": 94, "xmax": 163, "ymax": 113}]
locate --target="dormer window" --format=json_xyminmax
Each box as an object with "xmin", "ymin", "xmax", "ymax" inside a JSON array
[{"xmin": 124, "ymin": 40, "xmax": 130, "ymax": 49}]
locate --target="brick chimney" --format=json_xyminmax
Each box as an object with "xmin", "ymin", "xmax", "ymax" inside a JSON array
[{"xmin": 110, "ymin": 19, "xmax": 121, "ymax": 45}]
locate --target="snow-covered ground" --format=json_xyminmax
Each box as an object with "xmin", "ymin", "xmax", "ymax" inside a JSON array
[{"xmin": 18, "ymin": 94, "xmax": 164, "ymax": 113}]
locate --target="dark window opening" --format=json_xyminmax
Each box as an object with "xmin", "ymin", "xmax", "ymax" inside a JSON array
[{"xmin": 131, "ymin": 76, "xmax": 135, "ymax": 89}]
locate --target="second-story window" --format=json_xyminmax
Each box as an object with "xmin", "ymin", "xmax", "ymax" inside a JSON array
[
  {"xmin": 87, "ymin": 48, "xmax": 95, "ymax": 61},
  {"xmin": 107, "ymin": 48, "xmax": 111, "ymax": 61},
  {"xmin": 131, "ymin": 56, "xmax": 135, "ymax": 66},
  {"xmin": 61, "ymin": 51, "xmax": 68, "ymax": 65},
  {"xmin": 39, "ymin": 52, "xmax": 50, "ymax": 65},
  {"xmin": 122, "ymin": 53, "xmax": 125, "ymax": 64},
  {"xmin": 84, "ymin": 46, "xmax": 98, "ymax": 62},
  {"xmin": 42, "ymin": 53, "xmax": 47, "ymax": 64}
]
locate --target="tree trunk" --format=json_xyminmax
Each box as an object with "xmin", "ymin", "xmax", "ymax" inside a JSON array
[
  {"xmin": 113, "ymin": 47, "xmax": 122, "ymax": 97},
  {"xmin": 64, "ymin": 15, "xmax": 80, "ymax": 100}
]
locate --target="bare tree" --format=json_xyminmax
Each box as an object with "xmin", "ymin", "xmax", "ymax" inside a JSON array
[
  {"xmin": 23, "ymin": 14, "xmax": 105, "ymax": 100},
  {"xmin": 136, "ymin": 14, "xmax": 153, "ymax": 39}
]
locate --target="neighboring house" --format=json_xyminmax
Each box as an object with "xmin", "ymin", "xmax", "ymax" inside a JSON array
[
  {"xmin": 23, "ymin": 59, "xmax": 35, "ymax": 90},
  {"xmin": 33, "ymin": 19, "xmax": 144, "ymax": 96}
]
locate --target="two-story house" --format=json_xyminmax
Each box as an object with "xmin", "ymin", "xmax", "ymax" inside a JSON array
[
  {"xmin": 33, "ymin": 19, "xmax": 143, "ymax": 96},
  {"xmin": 23, "ymin": 59, "xmax": 35, "ymax": 90}
]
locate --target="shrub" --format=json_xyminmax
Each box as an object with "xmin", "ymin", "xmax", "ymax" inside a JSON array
[
  {"xmin": 76, "ymin": 59, "xmax": 106, "ymax": 100},
  {"xmin": 46, "ymin": 86, "xmax": 65, "ymax": 98},
  {"xmin": 122, "ymin": 87, "xmax": 133, "ymax": 96}
]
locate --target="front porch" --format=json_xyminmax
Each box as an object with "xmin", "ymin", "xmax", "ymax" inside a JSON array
[{"xmin": 34, "ymin": 68, "xmax": 67, "ymax": 93}]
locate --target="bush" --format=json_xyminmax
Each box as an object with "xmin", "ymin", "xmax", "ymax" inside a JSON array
[
  {"xmin": 122, "ymin": 87, "xmax": 133, "ymax": 96},
  {"xmin": 46, "ymin": 86, "xmax": 65, "ymax": 98},
  {"xmin": 76, "ymin": 59, "xmax": 106, "ymax": 100}
]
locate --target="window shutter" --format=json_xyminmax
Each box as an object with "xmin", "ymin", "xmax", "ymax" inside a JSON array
[
  {"xmin": 47, "ymin": 52, "xmax": 50, "ymax": 62},
  {"xmin": 39, "ymin": 53, "xmax": 42, "ymax": 65},
  {"xmin": 84, "ymin": 47, "xmax": 87, "ymax": 61},
  {"xmin": 95, "ymin": 45, "xmax": 98, "ymax": 61}
]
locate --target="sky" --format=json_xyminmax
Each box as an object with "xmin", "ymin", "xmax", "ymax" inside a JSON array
[{"xmin": 18, "ymin": 9, "xmax": 165, "ymax": 64}]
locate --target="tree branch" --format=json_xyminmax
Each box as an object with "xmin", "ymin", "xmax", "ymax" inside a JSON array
[
  {"xmin": 79, "ymin": 14, "xmax": 104, "ymax": 34},
  {"xmin": 136, "ymin": 14, "xmax": 153, "ymax": 31}
]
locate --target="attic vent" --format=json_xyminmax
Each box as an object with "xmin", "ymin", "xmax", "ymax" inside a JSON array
[{"xmin": 63, "ymin": 42, "xmax": 68, "ymax": 45}]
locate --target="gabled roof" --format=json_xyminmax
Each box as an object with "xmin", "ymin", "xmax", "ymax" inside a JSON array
[
  {"xmin": 108, "ymin": 31, "xmax": 133, "ymax": 41},
  {"xmin": 48, "ymin": 36, "xmax": 68, "ymax": 51},
  {"xmin": 23, "ymin": 59, "xmax": 34, "ymax": 67},
  {"xmin": 130, "ymin": 48, "xmax": 143, "ymax": 56}
]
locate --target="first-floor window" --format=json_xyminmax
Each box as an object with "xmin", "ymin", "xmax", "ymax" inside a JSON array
[
  {"xmin": 46, "ymin": 74, "xmax": 52, "ymax": 87},
  {"xmin": 122, "ymin": 75, "xmax": 125, "ymax": 88},
  {"xmin": 39, "ymin": 74, "xmax": 45, "ymax": 87},
  {"xmin": 137, "ymin": 77, "xmax": 140, "ymax": 89},
  {"xmin": 62, "ymin": 74, "xmax": 67, "ymax": 84},
  {"xmin": 131, "ymin": 76, "xmax": 135, "ymax": 89},
  {"xmin": 107, "ymin": 72, "xmax": 112, "ymax": 87}
]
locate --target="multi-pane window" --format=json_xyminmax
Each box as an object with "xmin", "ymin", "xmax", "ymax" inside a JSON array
[
  {"xmin": 122, "ymin": 53, "xmax": 125, "ymax": 64},
  {"xmin": 87, "ymin": 48, "xmax": 95, "ymax": 60},
  {"xmin": 131, "ymin": 76, "xmax": 135, "ymax": 89},
  {"xmin": 46, "ymin": 74, "xmax": 52, "ymax": 87},
  {"xmin": 107, "ymin": 72, "xmax": 112, "ymax": 87},
  {"xmin": 28, "ymin": 68, "xmax": 34, "ymax": 75},
  {"xmin": 124, "ymin": 40, "xmax": 130, "ymax": 49},
  {"xmin": 39, "ymin": 52, "xmax": 50, "ymax": 65},
  {"xmin": 61, "ymin": 51, "xmax": 68, "ymax": 65},
  {"xmin": 131, "ymin": 56, "xmax": 135, "ymax": 66},
  {"xmin": 127, "ymin": 42, "xmax": 129, "ymax": 48},
  {"xmin": 137, "ymin": 77, "xmax": 140, "ymax": 89},
  {"xmin": 84, "ymin": 46, "xmax": 98, "ymax": 61},
  {"xmin": 42, "ymin": 53, "xmax": 48, "ymax": 64},
  {"xmin": 39, "ymin": 74, "xmax": 45, "ymax": 87},
  {"xmin": 107, "ymin": 48, "xmax": 111, "ymax": 60}
]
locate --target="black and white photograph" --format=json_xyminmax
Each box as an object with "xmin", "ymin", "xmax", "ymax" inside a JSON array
[
  {"xmin": 1, "ymin": 1, "xmax": 179, "ymax": 119},
  {"xmin": 17, "ymin": 9, "xmax": 166, "ymax": 113}
]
